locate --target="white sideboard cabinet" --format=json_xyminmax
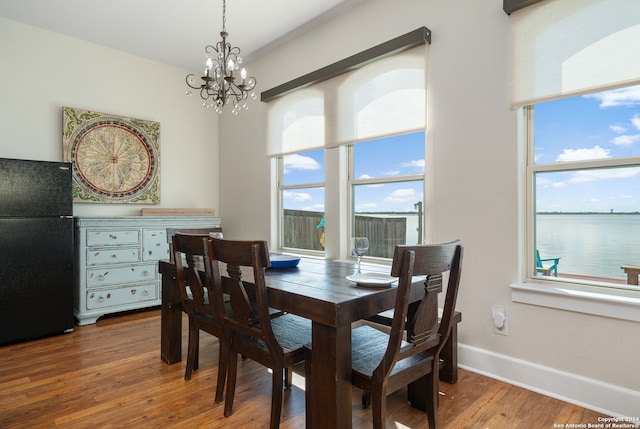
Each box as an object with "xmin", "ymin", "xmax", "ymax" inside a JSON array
[{"xmin": 74, "ymin": 216, "xmax": 221, "ymax": 325}]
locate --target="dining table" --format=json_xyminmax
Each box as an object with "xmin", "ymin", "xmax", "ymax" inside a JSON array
[{"xmin": 159, "ymin": 256, "xmax": 459, "ymax": 429}]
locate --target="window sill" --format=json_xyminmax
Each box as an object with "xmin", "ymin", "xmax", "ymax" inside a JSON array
[{"xmin": 510, "ymin": 281, "xmax": 640, "ymax": 322}]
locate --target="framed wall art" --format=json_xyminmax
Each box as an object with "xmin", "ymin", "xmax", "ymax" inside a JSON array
[{"xmin": 62, "ymin": 107, "xmax": 160, "ymax": 204}]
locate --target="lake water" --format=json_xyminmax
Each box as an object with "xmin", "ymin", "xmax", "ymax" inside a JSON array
[{"xmin": 536, "ymin": 214, "xmax": 640, "ymax": 281}]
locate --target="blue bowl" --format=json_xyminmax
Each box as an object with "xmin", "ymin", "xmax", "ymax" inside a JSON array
[{"xmin": 269, "ymin": 254, "xmax": 301, "ymax": 269}]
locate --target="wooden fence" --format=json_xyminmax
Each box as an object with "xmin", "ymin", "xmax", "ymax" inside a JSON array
[
  {"xmin": 283, "ymin": 209, "xmax": 406, "ymax": 258},
  {"xmin": 354, "ymin": 215, "xmax": 406, "ymax": 258},
  {"xmin": 282, "ymin": 209, "xmax": 325, "ymax": 251}
]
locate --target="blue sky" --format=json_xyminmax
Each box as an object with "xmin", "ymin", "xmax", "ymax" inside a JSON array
[
  {"xmin": 282, "ymin": 132, "xmax": 425, "ymax": 213},
  {"xmin": 535, "ymin": 85, "xmax": 640, "ymax": 213}
]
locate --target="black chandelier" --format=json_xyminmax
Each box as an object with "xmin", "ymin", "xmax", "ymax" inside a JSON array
[{"xmin": 185, "ymin": 0, "xmax": 257, "ymax": 114}]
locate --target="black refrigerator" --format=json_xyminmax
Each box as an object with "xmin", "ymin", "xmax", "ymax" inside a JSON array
[{"xmin": 0, "ymin": 158, "xmax": 74, "ymax": 345}]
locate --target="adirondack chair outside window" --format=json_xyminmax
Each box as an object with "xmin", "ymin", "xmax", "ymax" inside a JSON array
[{"xmin": 536, "ymin": 250, "xmax": 560, "ymax": 276}]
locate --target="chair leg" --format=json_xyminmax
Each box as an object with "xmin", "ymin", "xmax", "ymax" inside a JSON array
[
  {"xmin": 194, "ymin": 331, "xmax": 200, "ymax": 371},
  {"xmin": 214, "ymin": 341, "xmax": 228, "ymax": 403},
  {"xmin": 304, "ymin": 349, "xmax": 312, "ymax": 429},
  {"xmin": 362, "ymin": 391, "xmax": 371, "ymax": 408},
  {"xmin": 269, "ymin": 366, "xmax": 284, "ymax": 429},
  {"xmin": 370, "ymin": 386, "xmax": 387, "ymax": 429},
  {"xmin": 425, "ymin": 370, "xmax": 439, "ymax": 429},
  {"xmin": 185, "ymin": 323, "xmax": 199, "ymax": 381},
  {"xmin": 284, "ymin": 366, "xmax": 293, "ymax": 388},
  {"xmin": 224, "ymin": 352, "xmax": 238, "ymax": 418}
]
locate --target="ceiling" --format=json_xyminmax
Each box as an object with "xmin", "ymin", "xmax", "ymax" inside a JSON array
[{"xmin": 0, "ymin": 0, "xmax": 362, "ymax": 72}]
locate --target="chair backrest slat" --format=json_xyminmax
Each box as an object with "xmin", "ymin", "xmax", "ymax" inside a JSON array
[
  {"xmin": 167, "ymin": 227, "xmax": 223, "ymax": 262},
  {"xmin": 172, "ymin": 233, "xmax": 214, "ymax": 316},
  {"xmin": 205, "ymin": 238, "xmax": 281, "ymax": 356},
  {"xmin": 378, "ymin": 240, "xmax": 463, "ymax": 378}
]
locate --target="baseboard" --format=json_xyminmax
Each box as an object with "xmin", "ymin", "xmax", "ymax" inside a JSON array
[{"xmin": 458, "ymin": 344, "xmax": 640, "ymax": 418}]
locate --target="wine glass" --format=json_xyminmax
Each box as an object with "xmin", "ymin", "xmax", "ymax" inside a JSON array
[{"xmin": 351, "ymin": 237, "xmax": 369, "ymax": 274}]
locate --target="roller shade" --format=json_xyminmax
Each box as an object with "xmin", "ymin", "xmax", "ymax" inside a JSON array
[
  {"xmin": 509, "ymin": 0, "xmax": 640, "ymax": 108},
  {"xmin": 266, "ymin": 45, "xmax": 427, "ymax": 157}
]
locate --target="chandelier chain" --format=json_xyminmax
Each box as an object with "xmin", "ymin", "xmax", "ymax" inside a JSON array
[{"xmin": 222, "ymin": 0, "xmax": 226, "ymax": 33}]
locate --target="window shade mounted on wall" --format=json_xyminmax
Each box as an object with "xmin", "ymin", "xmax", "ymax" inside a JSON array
[
  {"xmin": 266, "ymin": 87, "xmax": 325, "ymax": 156},
  {"xmin": 266, "ymin": 41, "xmax": 428, "ymax": 157},
  {"xmin": 330, "ymin": 46, "xmax": 426, "ymax": 148},
  {"xmin": 509, "ymin": 0, "xmax": 640, "ymax": 108}
]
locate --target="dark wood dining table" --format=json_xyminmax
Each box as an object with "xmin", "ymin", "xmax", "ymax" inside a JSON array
[{"xmin": 159, "ymin": 257, "xmax": 458, "ymax": 429}]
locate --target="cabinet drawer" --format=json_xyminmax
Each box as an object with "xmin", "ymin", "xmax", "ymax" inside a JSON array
[
  {"xmin": 86, "ymin": 263, "xmax": 157, "ymax": 287},
  {"xmin": 142, "ymin": 229, "xmax": 169, "ymax": 261},
  {"xmin": 87, "ymin": 229, "xmax": 140, "ymax": 246},
  {"xmin": 86, "ymin": 247, "xmax": 140, "ymax": 265},
  {"xmin": 86, "ymin": 283, "xmax": 158, "ymax": 310}
]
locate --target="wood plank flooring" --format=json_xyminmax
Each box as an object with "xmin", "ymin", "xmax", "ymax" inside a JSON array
[{"xmin": 0, "ymin": 309, "xmax": 606, "ymax": 428}]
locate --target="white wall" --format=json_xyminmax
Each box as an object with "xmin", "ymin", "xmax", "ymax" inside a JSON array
[
  {"xmin": 0, "ymin": 17, "xmax": 219, "ymax": 217},
  {"xmin": 219, "ymin": 0, "xmax": 640, "ymax": 417}
]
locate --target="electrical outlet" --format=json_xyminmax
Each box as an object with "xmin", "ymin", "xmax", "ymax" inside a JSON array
[{"xmin": 492, "ymin": 305, "xmax": 508, "ymax": 335}]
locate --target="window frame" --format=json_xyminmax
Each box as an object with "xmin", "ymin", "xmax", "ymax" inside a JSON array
[
  {"xmin": 514, "ymin": 106, "xmax": 640, "ymax": 322},
  {"xmin": 276, "ymin": 151, "xmax": 326, "ymax": 256},
  {"xmin": 347, "ymin": 134, "xmax": 426, "ymax": 261}
]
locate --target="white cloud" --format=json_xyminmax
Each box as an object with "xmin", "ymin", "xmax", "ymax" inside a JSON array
[
  {"xmin": 610, "ymin": 124, "xmax": 627, "ymax": 133},
  {"xmin": 611, "ymin": 134, "xmax": 640, "ymax": 147},
  {"xmin": 356, "ymin": 203, "xmax": 377, "ymax": 210},
  {"xmin": 567, "ymin": 168, "xmax": 640, "ymax": 184},
  {"xmin": 283, "ymin": 154, "xmax": 321, "ymax": 174},
  {"xmin": 536, "ymin": 176, "xmax": 554, "ymax": 186},
  {"xmin": 540, "ymin": 167, "xmax": 640, "ymax": 189},
  {"xmin": 584, "ymin": 85, "xmax": 640, "ymax": 107},
  {"xmin": 632, "ymin": 114, "xmax": 640, "ymax": 130},
  {"xmin": 401, "ymin": 159, "xmax": 425, "ymax": 172},
  {"xmin": 283, "ymin": 190, "xmax": 312, "ymax": 202},
  {"xmin": 302, "ymin": 203, "xmax": 325, "ymax": 211},
  {"xmin": 383, "ymin": 188, "xmax": 417, "ymax": 203},
  {"xmin": 358, "ymin": 174, "xmax": 373, "ymax": 180},
  {"xmin": 555, "ymin": 145, "xmax": 610, "ymax": 162}
]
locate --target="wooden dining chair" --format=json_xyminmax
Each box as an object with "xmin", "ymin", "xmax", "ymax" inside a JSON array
[
  {"xmin": 172, "ymin": 232, "xmax": 227, "ymax": 403},
  {"xmin": 204, "ymin": 237, "xmax": 312, "ymax": 429},
  {"xmin": 307, "ymin": 240, "xmax": 463, "ymax": 429},
  {"xmin": 167, "ymin": 227, "xmax": 223, "ymax": 263}
]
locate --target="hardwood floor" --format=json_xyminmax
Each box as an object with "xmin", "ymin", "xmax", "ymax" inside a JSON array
[{"xmin": 0, "ymin": 310, "xmax": 605, "ymax": 428}]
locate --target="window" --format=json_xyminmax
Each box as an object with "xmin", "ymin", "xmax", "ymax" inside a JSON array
[
  {"xmin": 268, "ymin": 41, "xmax": 427, "ymax": 258},
  {"xmin": 350, "ymin": 132, "xmax": 425, "ymax": 258},
  {"xmin": 279, "ymin": 149, "xmax": 325, "ymax": 252},
  {"xmin": 527, "ymin": 84, "xmax": 640, "ymax": 287},
  {"xmin": 510, "ymin": 0, "xmax": 640, "ymax": 320}
]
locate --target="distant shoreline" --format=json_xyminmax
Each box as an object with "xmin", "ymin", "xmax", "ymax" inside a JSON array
[{"xmin": 537, "ymin": 212, "xmax": 640, "ymax": 215}]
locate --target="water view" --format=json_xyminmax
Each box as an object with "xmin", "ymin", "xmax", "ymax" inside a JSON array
[{"xmin": 536, "ymin": 213, "xmax": 640, "ymax": 281}]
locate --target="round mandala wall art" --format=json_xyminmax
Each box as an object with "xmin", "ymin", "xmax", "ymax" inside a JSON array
[{"xmin": 63, "ymin": 107, "xmax": 160, "ymax": 204}]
